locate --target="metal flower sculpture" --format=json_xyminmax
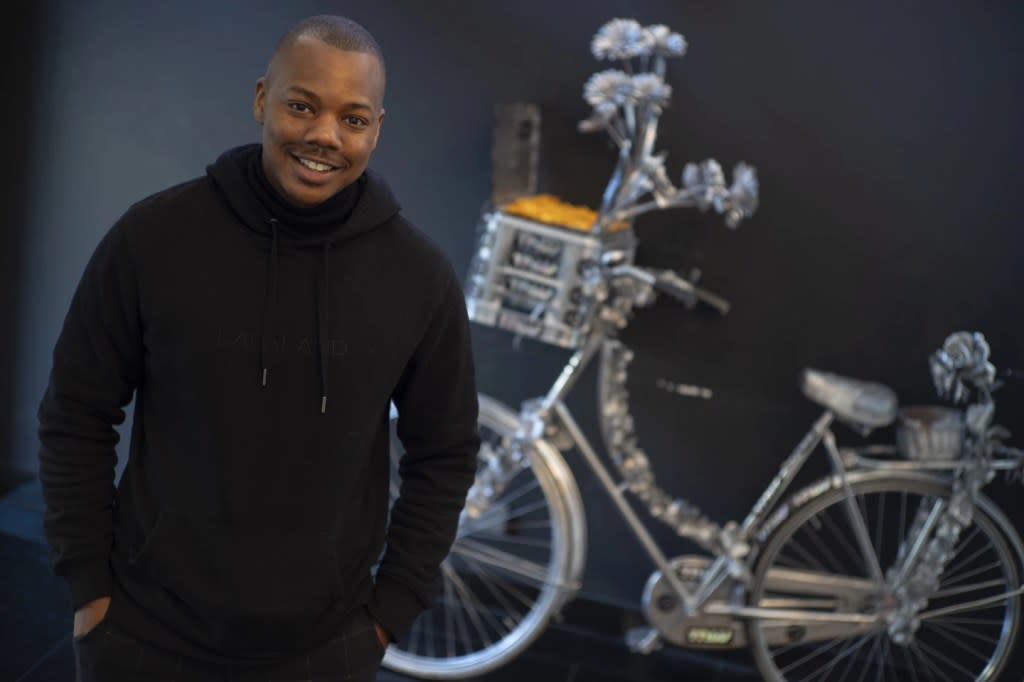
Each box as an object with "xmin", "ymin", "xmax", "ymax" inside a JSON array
[
  {"xmin": 591, "ymin": 18, "xmax": 655, "ymax": 61},
  {"xmin": 579, "ymin": 18, "xmax": 758, "ymax": 232},
  {"xmin": 930, "ymin": 331, "xmax": 997, "ymax": 403}
]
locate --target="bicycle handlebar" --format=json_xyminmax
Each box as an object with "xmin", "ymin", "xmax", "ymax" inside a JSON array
[
  {"xmin": 607, "ymin": 265, "xmax": 731, "ymax": 315},
  {"xmin": 655, "ymin": 270, "xmax": 732, "ymax": 315}
]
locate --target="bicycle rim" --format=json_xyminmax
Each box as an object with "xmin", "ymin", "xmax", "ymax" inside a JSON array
[
  {"xmin": 382, "ymin": 396, "xmax": 576, "ymax": 679},
  {"xmin": 748, "ymin": 475, "xmax": 1021, "ymax": 681}
]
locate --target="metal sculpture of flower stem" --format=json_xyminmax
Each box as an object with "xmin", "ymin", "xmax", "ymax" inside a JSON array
[{"xmin": 580, "ymin": 19, "xmax": 759, "ymax": 233}]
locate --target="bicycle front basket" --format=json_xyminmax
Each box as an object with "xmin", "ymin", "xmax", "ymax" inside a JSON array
[{"xmin": 464, "ymin": 197, "xmax": 635, "ymax": 349}]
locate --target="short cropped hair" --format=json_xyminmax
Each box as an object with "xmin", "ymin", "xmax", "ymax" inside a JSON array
[{"xmin": 270, "ymin": 15, "xmax": 386, "ymax": 80}]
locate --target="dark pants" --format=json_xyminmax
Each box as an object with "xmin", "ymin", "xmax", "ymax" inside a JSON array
[{"xmin": 73, "ymin": 607, "xmax": 386, "ymax": 681}]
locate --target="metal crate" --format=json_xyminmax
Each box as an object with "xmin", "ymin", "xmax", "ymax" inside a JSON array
[{"xmin": 465, "ymin": 210, "xmax": 636, "ymax": 349}]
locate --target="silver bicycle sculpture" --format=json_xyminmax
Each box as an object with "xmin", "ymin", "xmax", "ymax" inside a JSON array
[{"xmin": 383, "ymin": 19, "xmax": 1024, "ymax": 681}]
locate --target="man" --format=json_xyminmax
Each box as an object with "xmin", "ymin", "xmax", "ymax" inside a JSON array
[{"xmin": 38, "ymin": 15, "xmax": 479, "ymax": 681}]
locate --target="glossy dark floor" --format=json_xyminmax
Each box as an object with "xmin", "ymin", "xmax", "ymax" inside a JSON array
[{"xmin": 1, "ymin": 477, "xmax": 758, "ymax": 681}]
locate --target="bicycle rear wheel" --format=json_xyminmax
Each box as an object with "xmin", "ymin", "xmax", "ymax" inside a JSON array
[
  {"xmin": 748, "ymin": 474, "xmax": 1021, "ymax": 681},
  {"xmin": 382, "ymin": 395, "xmax": 582, "ymax": 679}
]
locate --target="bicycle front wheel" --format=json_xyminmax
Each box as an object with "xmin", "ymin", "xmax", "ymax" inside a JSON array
[
  {"xmin": 382, "ymin": 395, "xmax": 582, "ymax": 679},
  {"xmin": 748, "ymin": 474, "xmax": 1021, "ymax": 681}
]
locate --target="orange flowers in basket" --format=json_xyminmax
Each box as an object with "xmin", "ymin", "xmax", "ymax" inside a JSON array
[{"xmin": 501, "ymin": 194, "xmax": 629, "ymax": 232}]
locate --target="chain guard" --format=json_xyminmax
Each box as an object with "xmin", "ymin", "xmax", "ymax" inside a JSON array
[{"xmin": 642, "ymin": 555, "xmax": 747, "ymax": 649}]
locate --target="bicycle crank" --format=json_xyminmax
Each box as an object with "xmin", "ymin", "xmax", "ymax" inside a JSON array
[{"xmin": 642, "ymin": 555, "xmax": 748, "ymax": 649}]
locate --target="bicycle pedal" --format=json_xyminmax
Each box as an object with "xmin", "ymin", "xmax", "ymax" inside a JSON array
[{"xmin": 625, "ymin": 626, "xmax": 662, "ymax": 655}]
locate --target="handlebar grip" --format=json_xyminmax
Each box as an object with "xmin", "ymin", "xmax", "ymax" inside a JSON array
[
  {"xmin": 655, "ymin": 271, "xmax": 731, "ymax": 315},
  {"xmin": 693, "ymin": 286, "xmax": 732, "ymax": 315}
]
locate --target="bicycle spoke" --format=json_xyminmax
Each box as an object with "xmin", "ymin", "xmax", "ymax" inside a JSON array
[
  {"xmin": 495, "ymin": 519, "xmax": 552, "ymax": 531},
  {"xmin": 775, "ymin": 628, "xmax": 862, "ymax": 677},
  {"xmin": 503, "ymin": 498, "xmax": 557, "ymax": 521},
  {"xmin": 793, "ymin": 513, "xmax": 845, "ymax": 574},
  {"xmin": 941, "ymin": 526, "xmax": 982, "ymax": 577},
  {"xmin": 476, "ymin": 477, "xmax": 540, "ymax": 516},
  {"xmin": 471, "ymin": 530, "xmax": 552, "ymax": 549},
  {"xmin": 913, "ymin": 637, "xmax": 979, "ymax": 680},
  {"xmin": 927, "ymin": 619, "xmax": 1000, "ymax": 651},
  {"xmin": 874, "ymin": 490, "xmax": 886, "ymax": 560},
  {"xmin": 443, "ymin": 575, "xmax": 455, "ymax": 657},
  {"xmin": 442, "ymin": 563, "xmax": 495, "ymax": 648},
  {"xmin": 465, "ymin": 497, "xmax": 553, "ymax": 537},
  {"xmin": 454, "ymin": 557, "xmax": 524, "ymax": 626},
  {"xmin": 785, "ymin": 630, "xmax": 873, "ymax": 680},
  {"xmin": 876, "ymin": 633, "xmax": 891, "ymax": 682},
  {"xmin": 900, "ymin": 639, "xmax": 922, "ymax": 682},
  {"xmin": 850, "ymin": 632, "xmax": 882, "ymax": 682},
  {"xmin": 919, "ymin": 589, "xmax": 1022, "ymax": 620},
  {"xmin": 930, "ymin": 578, "xmax": 1007, "ymax": 601},
  {"xmin": 909, "ymin": 640, "xmax": 949, "ymax": 682},
  {"xmin": 453, "ymin": 550, "xmax": 536, "ymax": 613},
  {"xmin": 452, "ymin": 538, "xmax": 554, "ymax": 586},
  {"xmin": 425, "ymin": 594, "xmax": 435, "ymax": 657},
  {"xmin": 898, "ymin": 491, "xmax": 908, "ymax": 558},
  {"xmin": 821, "ymin": 509, "xmax": 869, "ymax": 575},
  {"xmin": 765, "ymin": 633, "xmax": 815, "ymax": 659},
  {"xmin": 939, "ymin": 560, "xmax": 1004, "ymax": 589},
  {"xmin": 925, "ymin": 622, "xmax": 994, "ymax": 666},
  {"xmin": 777, "ymin": 533, "xmax": 828, "ymax": 573},
  {"xmin": 407, "ymin": 610, "xmax": 422, "ymax": 656},
  {"xmin": 449, "ymin": 575, "xmax": 475, "ymax": 656},
  {"xmin": 450, "ymin": 556, "xmax": 521, "ymax": 635},
  {"xmin": 926, "ymin": 616, "xmax": 1004, "ymax": 626}
]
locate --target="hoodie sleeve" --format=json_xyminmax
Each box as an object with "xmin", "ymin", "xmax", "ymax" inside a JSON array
[
  {"xmin": 370, "ymin": 266, "xmax": 480, "ymax": 640},
  {"xmin": 37, "ymin": 218, "xmax": 143, "ymax": 612}
]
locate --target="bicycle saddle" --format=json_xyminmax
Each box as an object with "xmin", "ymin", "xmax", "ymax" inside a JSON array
[{"xmin": 801, "ymin": 369, "xmax": 898, "ymax": 428}]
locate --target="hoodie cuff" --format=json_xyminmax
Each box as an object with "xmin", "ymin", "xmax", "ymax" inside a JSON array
[
  {"xmin": 367, "ymin": 574, "xmax": 427, "ymax": 642},
  {"xmin": 66, "ymin": 558, "xmax": 114, "ymax": 612}
]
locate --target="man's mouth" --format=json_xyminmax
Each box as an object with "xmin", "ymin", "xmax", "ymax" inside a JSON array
[{"xmin": 293, "ymin": 155, "xmax": 338, "ymax": 173}]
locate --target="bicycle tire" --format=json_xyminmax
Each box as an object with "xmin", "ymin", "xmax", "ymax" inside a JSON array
[
  {"xmin": 747, "ymin": 473, "xmax": 1021, "ymax": 681},
  {"xmin": 382, "ymin": 394, "xmax": 584, "ymax": 679}
]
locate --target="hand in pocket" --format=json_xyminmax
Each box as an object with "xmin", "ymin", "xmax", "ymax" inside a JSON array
[{"xmin": 73, "ymin": 596, "xmax": 111, "ymax": 638}]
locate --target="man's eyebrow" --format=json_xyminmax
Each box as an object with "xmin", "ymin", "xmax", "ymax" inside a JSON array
[
  {"xmin": 344, "ymin": 102, "xmax": 375, "ymax": 112},
  {"xmin": 286, "ymin": 86, "xmax": 322, "ymax": 102},
  {"xmin": 285, "ymin": 86, "xmax": 374, "ymax": 112}
]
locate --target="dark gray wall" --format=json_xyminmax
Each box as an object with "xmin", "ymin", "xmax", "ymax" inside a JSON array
[
  {"xmin": 1, "ymin": 3, "xmax": 42, "ymax": 491},
  {"xmin": 7, "ymin": 0, "xmax": 1024, "ymax": 609}
]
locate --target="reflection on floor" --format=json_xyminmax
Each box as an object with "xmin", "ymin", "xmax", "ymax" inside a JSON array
[{"xmin": 1, "ymin": 478, "xmax": 759, "ymax": 681}]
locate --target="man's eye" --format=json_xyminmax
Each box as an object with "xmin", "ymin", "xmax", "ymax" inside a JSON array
[
  {"xmin": 346, "ymin": 116, "xmax": 368, "ymax": 127},
  {"xmin": 288, "ymin": 102, "xmax": 312, "ymax": 113}
]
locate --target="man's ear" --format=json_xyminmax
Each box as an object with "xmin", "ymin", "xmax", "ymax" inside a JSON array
[
  {"xmin": 371, "ymin": 108, "xmax": 386, "ymax": 149},
  {"xmin": 253, "ymin": 76, "xmax": 267, "ymax": 124}
]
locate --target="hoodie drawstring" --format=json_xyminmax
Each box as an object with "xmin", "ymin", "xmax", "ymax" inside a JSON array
[
  {"xmin": 260, "ymin": 220, "xmax": 332, "ymax": 415},
  {"xmin": 260, "ymin": 219, "xmax": 280, "ymax": 388},
  {"xmin": 318, "ymin": 242, "xmax": 331, "ymax": 413}
]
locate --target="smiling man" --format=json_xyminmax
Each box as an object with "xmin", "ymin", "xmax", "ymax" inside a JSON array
[
  {"xmin": 38, "ymin": 15, "xmax": 479, "ymax": 682},
  {"xmin": 256, "ymin": 32, "xmax": 386, "ymax": 206}
]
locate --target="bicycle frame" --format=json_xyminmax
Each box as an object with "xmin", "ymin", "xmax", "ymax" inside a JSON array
[
  {"xmin": 516, "ymin": 329, "xmax": 888, "ymax": 623},
  {"xmin": 524, "ymin": 328, "xmax": 1024, "ymax": 634}
]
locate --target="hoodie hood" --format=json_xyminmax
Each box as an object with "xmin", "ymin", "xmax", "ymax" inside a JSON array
[
  {"xmin": 205, "ymin": 144, "xmax": 403, "ymax": 413},
  {"xmin": 206, "ymin": 143, "xmax": 401, "ymax": 248}
]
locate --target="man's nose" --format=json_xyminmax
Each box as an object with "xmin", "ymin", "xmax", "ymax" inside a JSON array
[{"xmin": 304, "ymin": 116, "xmax": 343, "ymax": 149}]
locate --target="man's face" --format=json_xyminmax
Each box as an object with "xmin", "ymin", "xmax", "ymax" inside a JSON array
[{"xmin": 254, "ymin": 36, "xmax": 386, "ymax": 207}]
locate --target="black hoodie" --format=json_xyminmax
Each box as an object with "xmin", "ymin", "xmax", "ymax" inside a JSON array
[{"xmin": 37, "ymin": 144, "xmax": 480, "ymax": 665}]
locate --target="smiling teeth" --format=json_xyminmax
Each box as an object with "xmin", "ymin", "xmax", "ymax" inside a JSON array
[{"xmin": 298, "ymin": 158, "xmax": 333, "ymax": 172}]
